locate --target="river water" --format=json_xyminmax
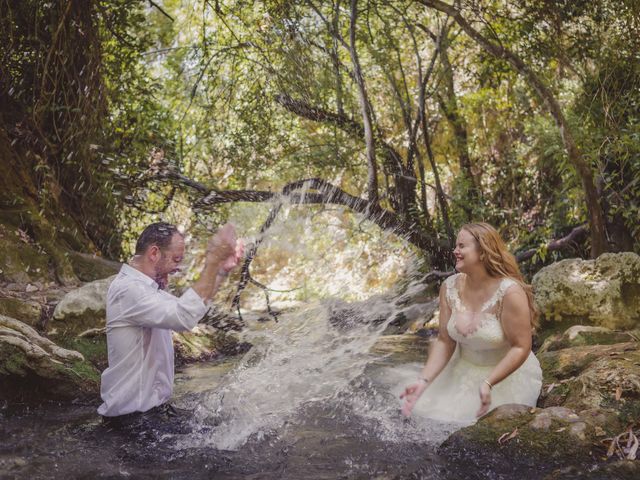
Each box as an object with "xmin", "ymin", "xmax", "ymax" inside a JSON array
[{"xmin": 2, "ymin": 295, "xmax": 478, "ymax": 480}]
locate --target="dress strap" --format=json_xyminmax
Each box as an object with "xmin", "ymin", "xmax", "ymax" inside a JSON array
[
  {"xmin": 494, "ymin": 278, "xmax": 518, "ymax": 319},
  {"xmin": 444, "ymin": 273, "xmax": 462, "ymax": 311},
  {"xmin": 480, "ymin": 277, "xmax": 516, "ymax": 312}
]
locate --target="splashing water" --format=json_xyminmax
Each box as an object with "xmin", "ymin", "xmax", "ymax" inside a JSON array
[
  {"xmin": 179, "ymin": 294, "xmax": 453, "ymax": 451},
  {"xmin": 176, "ymin": 193, "xmax": 455, "ymax": 453}
]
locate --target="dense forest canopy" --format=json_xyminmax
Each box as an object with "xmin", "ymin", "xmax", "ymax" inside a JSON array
[{"xmin": 1, "ymin": 0, "xmax": 639, "ymax": 283}]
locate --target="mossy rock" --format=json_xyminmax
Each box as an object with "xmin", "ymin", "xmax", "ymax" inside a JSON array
[
  {"xmin": 50, "ymin": 276, "xmax": 114, "ymax": 336},
  {"xmin": 370, "ymin": 334, "xmax": 430, "ymax": 365},
  {"xmin": 539, "ymin": 325, "xmax": 635, "ymax": 354},
  {"xmin": 0, "ymin": 297, "xmax": 42, "ymax": 327},
  {"xmin": 173, "ymin": 325, "xmax": 249, "ymax": 365},
  {"xmin": 57, "ymin": 333, "xmax": 108, "ymax": 371},
  {"xmin": 538, "ymin": 342, "xmax": 640, "ymax": 420},
  {"xmin": 543, "ymin": 460, "xmax": 640, "ymax": 480},
  {"xmin": 533, "ymin": 253, "xmax": 640, "ymax": 330},
  {"xmin": 440, "ymin": 405, "xmax": 603, "ymax": 477},
  {"xmin": 67, "ymin": 251, "xmax": 120, "ymax": 282},
  {"xmin": 0, "ymin": 314, "xmax": 99, "ymax": 402},
  {"xmin": 0, "ymin": 223, "xmax": 52, "ymax": 284}
]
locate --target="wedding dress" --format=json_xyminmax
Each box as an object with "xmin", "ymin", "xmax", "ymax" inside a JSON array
[{"xmin": 410, "ymin": 273, "xmax": 542, "ymax": 424}]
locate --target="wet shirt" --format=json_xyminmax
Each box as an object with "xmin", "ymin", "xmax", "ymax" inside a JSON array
[{"xmin": 98, "ymin": 264, "xmax": 207, "ymax": 417}]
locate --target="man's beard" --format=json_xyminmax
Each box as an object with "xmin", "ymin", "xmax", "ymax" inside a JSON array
[{"xmin": 154, "ymin": 265, "xmax": 170, "ymax": 290}]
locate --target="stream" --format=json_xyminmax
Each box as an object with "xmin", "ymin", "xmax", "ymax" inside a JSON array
[{"xmin": 1, "ymin": 297, "xmax": 479, "ymax": 480}]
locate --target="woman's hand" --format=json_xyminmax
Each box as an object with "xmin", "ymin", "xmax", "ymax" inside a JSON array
[
  {"xmin": 476, "ymin": 382, "xmax": 492, "ymax": 417},
  {"xmin": 400, "ymin": 380, "xmax": 429, "ymax": 417}
]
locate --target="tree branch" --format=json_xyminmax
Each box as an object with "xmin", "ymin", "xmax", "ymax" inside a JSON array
[{"xmin": 416, "ymin": 0, "xmax": 607, "ymax": 257}]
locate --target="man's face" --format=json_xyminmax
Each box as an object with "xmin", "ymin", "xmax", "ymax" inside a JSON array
[{"xmin": 154, "ymin": 233, "xmax": 185, "ymax": 288}]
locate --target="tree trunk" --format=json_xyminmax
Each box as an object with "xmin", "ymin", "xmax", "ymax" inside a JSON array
[
  {"xmin": 418, "ymin": 0, "xmax": 608, "ymax": 258},
  {"xmin": 349, "ymin": 0, "xmax": 379, "ymax": 206}
]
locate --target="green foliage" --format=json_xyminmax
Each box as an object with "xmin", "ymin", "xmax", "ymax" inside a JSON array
[{"xmin": 4, "ymin": 0, "xmax": 639, "ymax": 272}]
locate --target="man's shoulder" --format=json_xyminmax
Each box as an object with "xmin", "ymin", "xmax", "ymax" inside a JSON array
[{"xmin": 107, "ymin": 270, "xmax": 154, "ymax": 299}]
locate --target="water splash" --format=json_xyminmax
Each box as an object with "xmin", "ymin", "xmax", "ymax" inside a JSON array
[{"xmin": 179, "ymin": 291, "xmax": 452, "ymax": 451}]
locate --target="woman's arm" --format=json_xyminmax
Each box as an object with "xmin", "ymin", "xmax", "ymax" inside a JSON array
[
  {"xmin": 477, "ymin": 284, "xmax": 532, "ymax": 416},
  {"xmin": 418, "ymin": 282, "xmax": 458, "ymax": 381},
  {"xmin": 401, "ymin": 280, "xmax": 457, "ymax": 415}
]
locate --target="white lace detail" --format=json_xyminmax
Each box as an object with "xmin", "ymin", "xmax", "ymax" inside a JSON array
[{"xmin": 445, "ymin": 274, "xmax": 516, "ymax": 341}]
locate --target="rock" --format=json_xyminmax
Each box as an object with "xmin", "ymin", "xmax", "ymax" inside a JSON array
[
  {"xmin": 50, "ymin": 275, "xmax": 115, "ymax": 336},
  {"xmin": 173, "ymin": 325, "xmax": 250, "ymax": 365},
  {"xmin": 386, "ymin": 299, "xmax": 438, "ymax": 335},
  {"xmin": 543, "ymin": 460, "xmax": 640, "ymax": 479},
  {"xmin": 369, "ymin": 334, "xmax": 430, "ymax": 365},
  {"xmin": 199, "ymin": 305, "xmax": 245, "ymax": 332},
  {"xmin": 0, "ymin": 314, "xmax": 99, "ymax": 402},
  {"xmin": 0, "ymin": 297, "xmax": 42, "ymax": 327},
  {"xmin": 539, "ymin": 325, "xmax": 635, "ymax": 353},
  {"xmin": 67, "ymin": 251, "xmax": 121, "ymax": 282},
  {"xmin": 439, "ymin": 404, "xmax": 603, "ymax": 478},
  {"xmin": 533, "ymin": 252, "xmax": 640, "ymax": 330},
  {"xmin": 538, "ymin": 341, "xmax": 640, "ymax": 427},
  {"xmin": 0, "ymin": 223, "xmax": 51, "ymax": 284}
]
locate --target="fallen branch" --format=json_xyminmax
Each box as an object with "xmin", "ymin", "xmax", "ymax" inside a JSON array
[{"xmin": 515, "ymin": 225, "xmax": 588, "ymax": 262}]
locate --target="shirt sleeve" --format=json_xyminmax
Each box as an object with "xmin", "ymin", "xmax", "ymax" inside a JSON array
[{"xmin": 112, "ymin": 284, "xmax": 209, "ymax": 331}]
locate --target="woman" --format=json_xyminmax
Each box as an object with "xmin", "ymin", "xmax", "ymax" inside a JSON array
[{"xmin": 400, "ymin": 223, "xmax": 542, "ymax": 423}]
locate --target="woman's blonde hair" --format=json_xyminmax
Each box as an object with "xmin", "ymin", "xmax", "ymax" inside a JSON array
[{"xmin": 461, "ymin": 222, "xmax": 538, "ymax": 328}]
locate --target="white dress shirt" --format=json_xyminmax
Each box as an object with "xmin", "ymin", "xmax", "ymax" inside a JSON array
[{"xmin": 98, "ymin": 264, "xmax": 208, "ymax": 417}]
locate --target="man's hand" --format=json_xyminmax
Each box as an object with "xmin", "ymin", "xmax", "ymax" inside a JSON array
[
  {"xmin": 221, "ymin": 237, "xmax": 245, "ymax": 273},
  {"xmin": 207, "ymin": 224, "xmax": 244, "ymax": 272}
]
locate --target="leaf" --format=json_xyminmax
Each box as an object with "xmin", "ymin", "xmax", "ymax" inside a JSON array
[
  {"xmin": 498, "ymin": 427, "xmax": 519, "ymax": 445},
  {"xmin": 615, "ymin": 386, "xmax": 623, "ymax": 401}
]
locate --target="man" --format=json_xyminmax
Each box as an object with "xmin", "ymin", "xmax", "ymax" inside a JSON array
[{"xmin": 98, "ymin": 222, "xmax": 242, "ymax": 421}]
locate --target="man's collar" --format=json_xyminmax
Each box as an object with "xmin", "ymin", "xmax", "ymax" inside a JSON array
[{"xmin": 121, "ymin": 263, "xmax": 159, "ymax": 289}]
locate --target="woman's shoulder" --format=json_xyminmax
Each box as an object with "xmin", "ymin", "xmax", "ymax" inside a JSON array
[
  {"xmin": 500, "ymin": 277, "xmax": 527, "ymax": 301},
  {"xmin": 444, "ymin": 272, "xmax": 462, "ymax": 286}
]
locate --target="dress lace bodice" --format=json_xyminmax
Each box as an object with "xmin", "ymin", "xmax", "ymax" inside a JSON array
[{"xmin": 445, "ymin": 273, "xmax": 516, "ymax": 365}]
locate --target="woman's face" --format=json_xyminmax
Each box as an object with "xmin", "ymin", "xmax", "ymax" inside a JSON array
[{"xmin": 453, "ymin": 229, "xmax": 482, "ymax": 273}]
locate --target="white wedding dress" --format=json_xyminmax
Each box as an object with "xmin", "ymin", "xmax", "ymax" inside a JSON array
[{"xmin": 409, "ymin": 273, "xmax": 542, "ymax": 425}]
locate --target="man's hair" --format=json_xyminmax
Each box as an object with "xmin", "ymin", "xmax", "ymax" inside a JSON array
[{"xmin": 134, "ymin": 222, "xmax": 182, "ymax": 255}]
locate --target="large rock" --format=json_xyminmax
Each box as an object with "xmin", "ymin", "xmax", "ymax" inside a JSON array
[
  {"xmin": 538, "ymin": 325, "xmax": 636, "ymax": 354},
  {"xmin": 538, "ymin": 340, "xmax": 640, "ymax": 422},
  {"xmin": 67, "ymin": 251, "xmax": 121, "ymax": 282},
  {"xmin": 532, "ymin": 252, "xmax": 640, "ymax": 330},
  {"xmin": 0, "ymin": 223, "xmax": 51, "ymax": 284},
  {"xmin": 439, "ymin": 404, "xmax": 616, "ymax": 478},
  {"xmin": 0, "ymin": 315, "xmax": 99, "ymax": 401},
  {"xmin": 0, "ymin": 297, "xmax": 42, "ymax": 327},
  {"xmin": 50, "ymin": 276, "xmax": 115, "ymax": 336}
]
